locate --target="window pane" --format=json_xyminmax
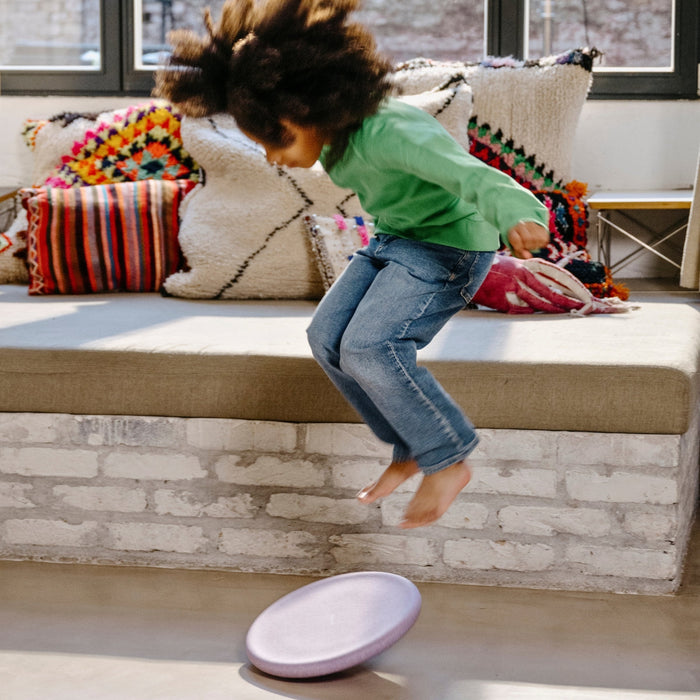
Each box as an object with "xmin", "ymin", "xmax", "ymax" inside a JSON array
[
  {"xmin": 138, "ymin": 0, "xmax": 228, "ymax": 67},
  {"xmin": 355, "ymin": 0, "xmax": 485, "ymax": 63},
  {"xmin": 526, "ymin": 0, "xmax": 674, "ymax": 69},
  {"xmin": 0, "ymin": 0, "xmax": 101, "ymax": 70},
  {"xmin": 137, "ymin": 0, "xmax": 485, "ymax": 68}
]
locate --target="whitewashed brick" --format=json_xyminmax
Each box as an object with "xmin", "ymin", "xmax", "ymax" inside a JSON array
[
  {"xmin": 470, "ymin": 467, "xmax": 557, "ymax": 498},
  {"xmin": 187, "ymin": 419, "xmax": 247, "ymax": 451},
  {"xmin": 103, "ymin": 452, "xmax": 205, "ymax": 481},
  {"xmin": 107, "ymin": 523, "xmax": 206, "ymax": 553},
  {"xmin": 4, "ymin": 519, "xmax": 98, "ymax": 547},
  {"xmin": 0, "ymin": 483, "xmax": 35, "ymax": 509},
  {"xmin": 557, "ymin": 434, "xmax": 618, "ymax": 467},
  {"xmin": 615, "ymin": 434, "xmax": 681, "ymax": 468},
  {"xmin": 330, "ymin": 460, "xmax": 419, "ymax": 492},
  {"xmin": 566, "ymin": 470, "xmax": 678, "ymax": 505},
  {"xmin": 305, "ymin": 424, "xmax": 391, "ymax": 458},
  {"xmin": 187, "ymin": 419, "xmax": 297, "ymax": 452},
  {"xmin": 247, "ymin": 421, "xmax": 298, "ymax": 452},
  {"xmin": 566, "ymin": 544, "xmax": 676, "ymax": 579},
  {"xmin": 436, "ymin": 501, "xmax": 491, "ymax": 530},
  {"xmin": 623, "ymin": 510, "xmax": 678, "ymax": 541},
  {"xmin": 72, "ymin": 416, "xmax": 181, "ymax": 448},
  {"xmin": 0, "ymin": 447, "xmax": 98, "ymax": 478},
  {"xmin": 0, "ymin": 409, "xmax": 692, "ymax": 593},
  {"xmin": 267, "ymin": 494, "xmax": 369, "ymax": 524},
  {"xmin": 471, "ymin": 429, "xmax": 554, "ymax": 463},
  {"xmin": 219, "ymin": 528, "xmax": 318, "ymax": 558},
  {"xmin": 498, "ymin": 506, "xmax": 611, "ymax": 537},
  {"xmin": 381, "ymin": 495, "xmax": 489, "ymax": 530},
  {"xmin": 444, "ymin": 538, "xmax": 555, "ymax": 571},
  {"xmin": 215, "ymin": 455, "xmax": 324, "ymax": 487},
  {"xmin": 330, "ymin": 533, "xmax": 436, "ymax": 566},
  {"xmin": 0, "ymin": 414, "xmax": 57, "ymax": 443},
  {"xmin": 558, "ymin": 433, "xmax": 680, "ymax": 468},
  {"xmin": 53, "ymin": 486, "xmax": 147, "ymax": 513},
  {"xmin": 154, "ymin": 490, "xmax": 256, "ymax": 518}
]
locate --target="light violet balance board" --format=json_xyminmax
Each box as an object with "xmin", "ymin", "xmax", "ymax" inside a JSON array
[{"xmin": 245, "ymin": 571, "xmax": 422, "ymax": 678}]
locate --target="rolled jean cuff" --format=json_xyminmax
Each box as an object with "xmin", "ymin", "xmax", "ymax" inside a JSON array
[
  {"xmin": 392, "ymin": 444, "xmax": 414, "ymax": 464},
  {"xmin": 418, "ymin": 434, "xmax": 480, "ymax": 476}
]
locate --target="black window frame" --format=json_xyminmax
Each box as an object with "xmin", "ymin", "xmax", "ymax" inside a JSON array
[{"xmin": 1, "ymin": 0, "xmax": 698, "ymax": 99}]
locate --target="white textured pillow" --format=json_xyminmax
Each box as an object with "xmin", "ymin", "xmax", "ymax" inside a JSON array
[
  {"xmin": 393, "ymin": 50, "xmax": 595, "ymax": 186},
  {"xmin": 162, "ymin": 116, "xmax": 357, "ymax": 299},
  {"xmin": 164, "ymin": 84, "xmax": 472, "ymax": 299},
  {"xmin": 398, "ymin": 83, "xmax": 472, "ymax": 152}
]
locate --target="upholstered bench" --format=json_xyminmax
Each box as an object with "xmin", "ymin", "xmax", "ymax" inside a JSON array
[
  {"xmin": 0, "ymin": 282, "xmax": 698, "ymax": 594},
  {"xmin": 0, "ymin": 48, "xmax": 694, "ymax": 595}
]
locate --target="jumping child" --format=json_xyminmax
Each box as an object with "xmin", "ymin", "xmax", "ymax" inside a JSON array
[{"xmin": 155, "ymin": 0, "xmax": 550, "ymax": 528}]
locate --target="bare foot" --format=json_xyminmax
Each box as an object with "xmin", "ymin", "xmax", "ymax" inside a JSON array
[
  {"xmin": 399, "ymin": 460, "xmax": 472, "ymax": 529},
  {"xmin": 357, "ymin": 459, "xmax": 420, "ymax": 504}
]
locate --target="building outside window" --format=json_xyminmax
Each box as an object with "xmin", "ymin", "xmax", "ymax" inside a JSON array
[{"xmin": 526, "ymin": 0, "xmax": 674, "ymax": 69}]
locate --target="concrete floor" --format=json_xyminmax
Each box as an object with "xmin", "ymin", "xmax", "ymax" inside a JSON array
[{"xmin": 0, "ymin": 517, "xmax": 697, "ymax": 700}]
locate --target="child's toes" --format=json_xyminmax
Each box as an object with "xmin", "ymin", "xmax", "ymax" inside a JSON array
[
  {"xmin": 357, "ymin": 460, "xmax": 419, "ymax": 503},
  {"xmin": 356, "ymin": 481, "xmax": 378, "ymax": 502}
]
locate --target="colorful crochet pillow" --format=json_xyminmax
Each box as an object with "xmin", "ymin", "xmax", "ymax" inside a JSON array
[
  {"xmin": 23, "ymin": 180, "xmax": 195, "ymax": 295},
  {"xmin": 43, "ymin": 103, "xmax": 199, "ymax": 188},
  {"xmin": 164, "ymin": 85, "xmax": 472, "ymax": 299},
  {"xmin": 303, "ymin": 214, "xmax": 375, "ymax": 292},
  {"xmin": 530, "ymin": 181, "xmax": 627, "ymax": 299},
  {"xmin": 24, "ymin": 102, "xmax": 199, "ymax": 188},
  {"xmin": 0, "ymin": 102, "xmax": 200, "ymax": 286},
  {"xmin": 532, "ymin": 180, "xmax": 589, "ymax": 257}
]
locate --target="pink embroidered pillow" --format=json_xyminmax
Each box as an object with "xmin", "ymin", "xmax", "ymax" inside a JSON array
[
  {"xmin": 303, "ymin": 214, "xmax": 375, "ymax": 292},
  {"xmin": 23, "ymin": 180, "xmax": 195, "ymax": 295}
]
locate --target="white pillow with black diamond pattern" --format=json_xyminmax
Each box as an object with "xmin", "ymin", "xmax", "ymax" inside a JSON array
[{"xmin": 163, "ymin": 84, "xmax": 472, "ymax": 299}]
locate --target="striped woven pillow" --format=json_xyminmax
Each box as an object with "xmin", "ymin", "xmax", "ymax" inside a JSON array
[{"xmin": 22, "ymin": 180, "xmax": 195, "ymax": 295}]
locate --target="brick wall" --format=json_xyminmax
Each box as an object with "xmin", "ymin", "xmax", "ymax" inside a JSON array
[{"xmin": 0, "ymin": 411, "xmax": 697, "ymax": 594}]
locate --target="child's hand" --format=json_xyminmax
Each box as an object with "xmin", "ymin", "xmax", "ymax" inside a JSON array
[{"xmin": 507, "ymin": 221, "xmax": 550, "ymax": 259}]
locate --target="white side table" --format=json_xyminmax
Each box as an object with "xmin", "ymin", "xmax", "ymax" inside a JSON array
[{"xmin": 588, "ymin": 190, "xmax": 692, "ymax": 273}]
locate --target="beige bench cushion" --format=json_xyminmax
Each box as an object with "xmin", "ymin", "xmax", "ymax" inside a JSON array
[{"xmin": 0, "ymin": 284, "xmax": 698, "ymax": 434}]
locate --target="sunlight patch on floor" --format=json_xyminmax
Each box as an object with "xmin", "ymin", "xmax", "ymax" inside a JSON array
[{"xmin": 441, "ymin": 679, "xmax": 700, "ymax": 700}]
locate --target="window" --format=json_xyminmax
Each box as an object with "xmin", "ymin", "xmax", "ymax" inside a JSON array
[
  {"xmin": 523, "ymin": 0, "xmax": 698, "ymax": 97},
  {"xmin": 0, "ymin": 0, "xmax": 697, "ymax": 98},
  {"xmin": 0, "ymin": 0, "xmax": 121, "ymax": 94}
]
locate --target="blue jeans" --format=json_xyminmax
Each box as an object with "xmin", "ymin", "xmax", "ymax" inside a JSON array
[{"xmin": 306, "ymin": 234, "xmax": 494, "ymax": 475}]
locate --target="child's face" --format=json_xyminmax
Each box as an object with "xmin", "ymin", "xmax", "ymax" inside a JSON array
[{"xmin": 242, "ymin": 120, "xmax": 327, "ymax": 169}]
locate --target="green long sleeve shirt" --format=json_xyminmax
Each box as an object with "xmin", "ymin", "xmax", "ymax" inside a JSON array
[{"xmin": 319, "ymin": 98, "xmax": 549, "ymax": 251}]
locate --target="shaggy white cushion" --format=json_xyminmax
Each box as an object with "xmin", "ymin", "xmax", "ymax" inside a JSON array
[
  {"xmin": 163, "ymin": 118, "xmax": 354, "ymax": 300},
  {"xmin": 163, "ymin": 84, "xmax": 473, "ymax": 299},
  {"xmin": 392, "ymin": 49, "xmax": 596, "ymax": 186}
]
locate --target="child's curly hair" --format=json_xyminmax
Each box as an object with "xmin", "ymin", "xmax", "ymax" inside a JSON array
[{"xmin": 154, "ymin": 0, "xmax": 394, "ymax": 163}]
